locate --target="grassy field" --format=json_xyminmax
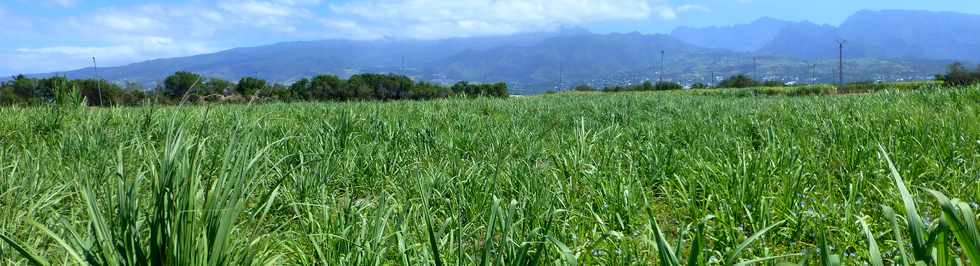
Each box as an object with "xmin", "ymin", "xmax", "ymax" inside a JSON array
[{"xmin": 1, "ymin": 86, "xmax": 980, "ymax": 265}]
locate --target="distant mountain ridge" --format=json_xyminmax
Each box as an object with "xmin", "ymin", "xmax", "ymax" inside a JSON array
[
  {"xmin": 44, "ymin": 27, "xmax": 590, "ymax": 85},
  {"xmin": 21, "ymin": 10, "xmax": 978, "ymax": 94},
  {"xmin": 671, "ymin": 17, "xmax": 794, "ymax": 52},
  {"xmin": 672, "ymin": 9, "xmax": 980, "ymax": 61},
  {"xmin": 759, "ymin": 22, "xmax": 840, "ymax": 60}
]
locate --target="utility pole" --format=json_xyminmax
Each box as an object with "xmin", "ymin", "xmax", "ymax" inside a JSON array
[
  {"xmin": 558, "ymin": 60, "xmax": 563, "ymax": 92},
  {"xmin": 836, "ymin": 40, "xmax": 846, "ymax": 89},
  {"xmin": 659, "ymin": 50, "xmax": 665, "ymax": 83},
  {"xmin": 93, "ymin": 57, "xmax": 103, "ymax": 106},
  {"xmin": 810, "ymin": 64, "xmax": 817, "ymax": 85},
  {"xmin": 753, "ymin": 57, "xmax": 758, "ymax": 81}
]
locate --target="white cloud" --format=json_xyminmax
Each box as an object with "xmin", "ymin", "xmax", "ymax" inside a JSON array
[
  {"xmin": 2, "ymin": 0, "xmax": 328, "ymax": 74},
  {"xmin": 216, "ymin": 0, "xmax": 320, "ymax": 31},
  {"xmin": 2, "ymin": 3, "xmax": 228, "ymax": 74},
  {"xmin": 221, "ymin": 1, "xmax": 293, "ymax": 17},
  {"xmin": 319, "ymin": 19, "xmax": 385, "ymax": 40},
  {"xmin": 3, "ymin": 37, "xmax": 214, "ymax": 74},
  {"xmin": 14, "ymin": 0, "xmax": 80, "ymax": 8},
  {"xmin": 677, "ymin": 4, "xmax": 710, "ymax": 13},
  {"xmin": 654, "ymin": 3, "xmax": 708, "ymax": 20},
  {"xmin": 2, "ymin": 0, "xmax": 709, "ymax": 74},
  {"xmin": 47, "ymin": 0, "xmax": 79, "ymax": 8},
  {"xmin": 0, "ymin": 7, "xmax": 35, "ymax": 35},
  {"xmin": 14, "ymin": 37, "xmax": 207, "ymax": 59},
  {"xmin": 65, "ymin": 4, "xmax": 228, "ymax": 39},
  {"xmin": 324, "ymin": 0, "xmax": 707, "ymax": 39},
  {"xmin": 93, "ymin": 11, "xmax": 166, "ymax": 32},
  {"xmin": 328, "ymin": 0, "xmax": 659, "ymax": 39}
]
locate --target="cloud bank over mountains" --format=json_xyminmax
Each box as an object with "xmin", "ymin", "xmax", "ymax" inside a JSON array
[{"xmin": 1, "ymin": 0, "xmax": 702, "ymax": 75}]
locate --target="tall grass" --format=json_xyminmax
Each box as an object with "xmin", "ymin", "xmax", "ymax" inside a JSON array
[{"xmin": 1, "ymin": 85, "xmax": 979, "ymax": 264}]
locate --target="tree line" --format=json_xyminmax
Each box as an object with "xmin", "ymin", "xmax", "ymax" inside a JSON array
[
  {"xmin": 0, "ymin": 72, "xmax": 509, "ymax": 106},
  {"xmin": 936, "ymin": 62, "xmax": 980, "ymax": 86},
  {"xmin": 569, "ymin": 75, "xmax": 789, "ymax": 93}
]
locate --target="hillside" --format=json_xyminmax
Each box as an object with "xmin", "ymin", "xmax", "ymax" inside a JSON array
[
  {"xmin": 670, "ymin": 17, "xmax": 794, "ymax": 52},
  {"xmin": 39, "ymin": 28, "xmax": 590, "ymax": 87},
  {"xmin": 674, "ymin": 9, "xmax": 980, "ymax": 61},
  {"xmin": 758, "ymin": 22, "xmax": 842, "ymax": 60},
  {"xmin": 837, "ymin": 10, "xmax": 980, "ymax": 60}
]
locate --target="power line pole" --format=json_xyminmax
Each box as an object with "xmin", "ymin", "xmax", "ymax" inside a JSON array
[
  {"xmin": 659, "ymin": 50, "xmax": 665, "ymax": 83},
  {"xmin": 810, "ymin": 64, "xmax": 817, "ymax": 85},
  {"xmin": 93, "ymin": 57, "xmax": 103, "ymax": 106},
  {"xmin": 753, "ymin": 57, "xmax": 758, "ymax": 81},
  {"xmin": 558, "ymin": 59, "xmax": 563, "ymax": 92},
  {"xmin": 836, "ymin": 40, "xmax": 846, "ymax": 89}
]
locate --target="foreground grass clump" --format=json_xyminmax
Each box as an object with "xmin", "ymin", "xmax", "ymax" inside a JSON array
[{"xmin": 1, "ymin": 86, "xmax": 980, "ymax": 265}]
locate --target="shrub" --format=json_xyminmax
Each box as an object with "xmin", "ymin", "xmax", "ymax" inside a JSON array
[
  {"xmin": 162, "ymin": 71, "xmax": 202, "ymax": 99},
  {"xmin": 761, "ymin": 80, "xmax": 786, "ymax": 87},
  {"xmin": 236, "ymin": 77, "xmax": 268, "ymax": 97},
  {"xmin": 654, "ymin": 81, "xmax": 683, "ymax": 91},
  {"xmin": 573, "ymin": 84, "xmax": 596, "ymax": 91},
  {"xmin": 936, "ymin": 62, "xmax": 980, "ymax": 86},
  {"xmin": 717, "ymin": 75, "xmax": 760, "ymax": 88}
]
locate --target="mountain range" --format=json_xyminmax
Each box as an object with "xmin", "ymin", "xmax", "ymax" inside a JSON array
[
  {"xmin": 673, "ymin": 10, "xmax": 980, "ymax": 61},
  {"xmin": 22, "ymin": 9, "xmax": 978, "ymax": 94}
]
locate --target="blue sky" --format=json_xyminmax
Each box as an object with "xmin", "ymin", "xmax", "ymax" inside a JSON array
[{"xmin": 3, "ymin": 0, "xmax": 980, "ymax": 75}]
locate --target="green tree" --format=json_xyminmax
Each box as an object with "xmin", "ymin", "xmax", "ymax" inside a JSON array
[
  {"xmin": 289, "ymin": 78, "xmax": 311, "ymax": 101},
  {"xmin": 939, "ymin": 62, "xmax": 979, "ymax": 86},
  {"xmin": 573, "ymin": 84, "xmax": 595, "ymax": 91},
  {"xmin": 72, "ymin": 79, "xmax": 120, "ymax": 106},
  {"xmin": 654, "ymin": 81, "xmax": 683, "ymax": 91},
  {"xmin": 37, "ymin": 76, "xmax": 71, "ymax": 101},
  {"xmin": 236, "ymin": 77, "xmax": 268, "ymax": 97},
  {"xmin": 203, "ymin": 78, "xmax": 233, "ymax": 96},
  {"xmin": 451, "ymin": 81, "xmax": 469, "ymax": 95},
  {"xmin": 450, "ymin": 81, "xmax": 508, "ymax": 98},
  {"xmin": 310, "ymin": 75, "xmax": 346, "ymax": 100},
  {"xmin": 11, "ymin": 75, "xmax": 36, "ymax": 100},
  {"xmin": 0, "ymin": 87, "xmax": 16, "ymax": 105},
  {"xmin": 162, "ymin": 71, "xmax": 202, "ymax": 99},
  {"xmin": 346, "ymin": 75, "xmax": 376, "ymax": 100},
  {"xmin": 409, "ymin": 81, "xmax": 449, "ymax": 99},
  {"xmin": 259, "ymin": 84, "xmax": 291, "ymax": 100},
  {"xmin": 489, "ymin": 82, "xmax": 509, "ymax": 97},
  {"xmin": 640, "ymin": 81, "xmax": 655, "ymax": 91},
  {"xmin": 717, "ymin": 75, "xmax": 759, "ymax": 88},
  {"xmin": 762, "ymin": 80, "xmax": 786, "ymax": 87}
]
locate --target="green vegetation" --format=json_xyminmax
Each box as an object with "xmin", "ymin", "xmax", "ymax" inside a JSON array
[
  {"xmin": 690, "ymin": 81, "xmax": 942, "ymax": 97},
  {"xmin": 602, "ymin": 81, "xmax": 684, "ymax": 92},
  {"xmin": 936, "ymin": 62, "xmax": 980, "ymax": 86},
  {"xmin": 711, "ymin": 75, "xmax": 786, "ymax": 89},
  {"xmin": 0, "ymin": 72, "xmax": 508, "ymax": 106},
  {"xmin": 717, "ymin": 75, "xmax": 761, "ymax": 88},
  {"xmin": 1, "ymin": 85, "xmax": 980, "ymax": 265},
  {"xmin": 0, "ymin": 75, "xmax": 147, "ymax": 107}
]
